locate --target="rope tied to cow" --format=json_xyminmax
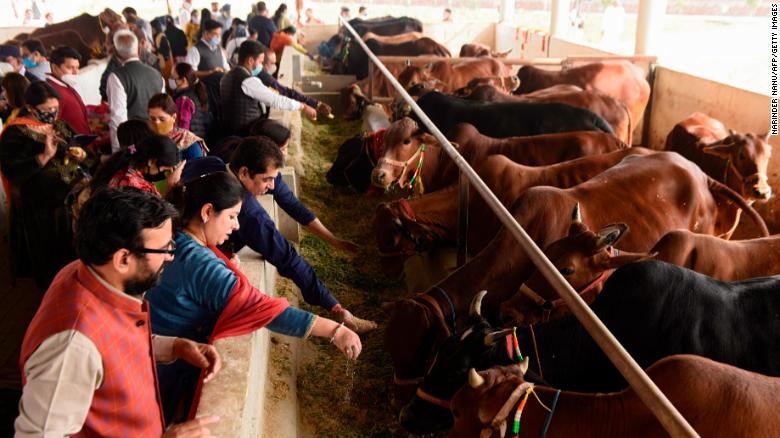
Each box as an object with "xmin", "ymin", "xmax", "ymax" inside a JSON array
[{"xmin": 480, "ymin": 381, "xmax": 558, "ymax": 438}]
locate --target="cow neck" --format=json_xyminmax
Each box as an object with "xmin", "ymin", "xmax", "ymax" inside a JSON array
[
  {"xmin": 414, "ymin": 286, "xmax": 457, "ymax": 335},
  {"xmin": 419, "ymin": 141, "xmax": 448, "ymax": 192},
  {"xmin": 401, "ymin": 188, "xmax": 459, "ymax": 242}
]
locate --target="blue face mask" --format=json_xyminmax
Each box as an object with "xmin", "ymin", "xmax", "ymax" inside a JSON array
[
  {"xmin": 251, "ymin": 64, "xmax": 263, "ymax": 76},
  {"xmin": 208, "ymin": 36, "xmax": 220, "ymax": 47},
  {"xmin": 22, "ymin": 57, "xmax": 37, "ymax": 69}
]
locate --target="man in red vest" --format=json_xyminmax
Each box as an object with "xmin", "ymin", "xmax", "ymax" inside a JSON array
[
  {"xmin": 45, "ymin": 46, "xmax": 91, "ymax": 135},
  {"xmin": 15, "ymin": 188, "xmax": 221, "ymax": 437}
]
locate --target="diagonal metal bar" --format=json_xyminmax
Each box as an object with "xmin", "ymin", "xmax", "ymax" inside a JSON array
[{"xmin": 339, "ymin": 16, "xmax": 698, "ymax": 437}]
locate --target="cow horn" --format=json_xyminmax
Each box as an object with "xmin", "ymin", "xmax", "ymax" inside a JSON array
[
  {"xmin": 393, "ymin": 218, "xmax": 403, "ymax": 227},
  {"xmin": 572, "ymin": 203, "xmax": 582, "ymax": 223},
  {"xmin": 761, "ymin": 132, "xmax": 770, "ymax": 142},
  {"xmin": 468, "ymin": 368, "xmax": 485, "ymax": 388},
  {"xmin": 405, "ymin": 59, "xmax": 411, "ymax": 67},
  {"xmin": 728, "ymin": 128, "xmax": 737, "ymax": 137},
  {"xmin": 469, "ymin": 290, "xmax": 488, "ymax": 317},
  {"xmin": 518, "ymin": 356, "xmax": 530, "ymax": 375},
  {"xmin": 484, "ymin": 327, "xmax": 515, "ymax": 346}
]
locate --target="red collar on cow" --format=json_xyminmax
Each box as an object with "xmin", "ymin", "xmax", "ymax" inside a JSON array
[
  {"xmin": 363, "ymin": 129, "xmax": 386, "ymax": 167},
  {"xmin": 518, "ymin": 246, "xmax": 619, "ymax": 323}
]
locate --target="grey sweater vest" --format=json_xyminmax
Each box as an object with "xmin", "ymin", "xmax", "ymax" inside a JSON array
[
  {"xmin": 219, "ymin": 66, "xmax": 263, "ymax": 134},
  {"xmin": 113, "ymin": 60, "xmax": 163, "ymax": 120},
  {"xmin": 195, "ymin": 40, "xmax": 224, "ymax": 71}
]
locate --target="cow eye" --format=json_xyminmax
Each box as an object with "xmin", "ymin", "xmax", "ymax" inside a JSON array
[
  {"xmin": 560, "ymin": 267, "xmax": 575, "ymax": 276},
  {"xmin": 403, "ymin": 138, "xmax": 412, "ymax": 145}
]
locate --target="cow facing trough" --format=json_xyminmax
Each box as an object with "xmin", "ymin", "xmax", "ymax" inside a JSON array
[
  {"xmin": 383, "ymin": 152, "xmax": 769, "ymax": 405},
  {"xmin": 371, "ymin": 119, "xmax": 625, "ymax": 191},
  {"xmin": 450, "ymin": 355, "xmax": 780, "ymax": 438}
]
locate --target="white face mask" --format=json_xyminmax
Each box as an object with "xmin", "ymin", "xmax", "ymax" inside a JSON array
[
  {"xmin": 168, "ymin": 77, "xmax": 178, "ymax": 90},
  {"xmin": 60, "ymin": 74, "xmax": 79, "ymax": 88}
]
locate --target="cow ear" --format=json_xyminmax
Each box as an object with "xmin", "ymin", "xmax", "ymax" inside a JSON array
[
  {"xmin": 594, "ymin": 223, "xmax": 628, "ymax": 250},
  {"xmin": 419, "ymin": 132, "xmax": 438, "ymax": 145},
  {"xmin": 381, "ymin": 301, "xmax": 397, "ymax": 314},
  {"xmin": 702, "ymin": 143, "xmax": 735, "ymax": 159},
  {"xmin": 604, "ymin": 251, "xmax": 657, "ymax": 270}
]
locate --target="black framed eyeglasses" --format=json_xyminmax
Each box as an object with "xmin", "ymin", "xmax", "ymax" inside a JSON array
[{"xmin": 135, "ymin": 240, "xmax": 177, "ymax": 255}]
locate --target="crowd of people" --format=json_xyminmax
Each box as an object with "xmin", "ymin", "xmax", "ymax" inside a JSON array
[{"xmin": 0, "ymin": 2, "xmax": 377, "ymax": 435}]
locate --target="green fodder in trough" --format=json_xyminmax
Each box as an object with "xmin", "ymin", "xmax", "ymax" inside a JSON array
[{"xmin": 295, "ymin": 117, "xmax": 421, "ymax": 437}]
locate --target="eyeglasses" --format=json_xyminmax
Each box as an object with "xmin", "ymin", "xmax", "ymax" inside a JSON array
[{"xmin": 135, "ymin": 239, "xmax": 177, "ymax": 255}]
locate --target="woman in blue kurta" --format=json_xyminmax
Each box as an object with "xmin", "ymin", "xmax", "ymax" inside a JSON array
[{"xmin": 146, "ymin": 171, "xmax": 362, "ymax": 423}]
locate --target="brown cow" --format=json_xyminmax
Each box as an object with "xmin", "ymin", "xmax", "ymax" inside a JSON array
[
  {"xmin": 16, "ymin": 9, "xmax": 122, "ymax": 57},
  {"xmin": 397, "ymin": 58, "xmax": 513, "ymax": 93},
  {"xmin": 372, "ymin": 120, "xmax": 627, "ymax": 191},
  {"xmin": 35, "ymin": 30, "xmax": 94, "ymax": 67},
  {"xmin": 383, "ymin": 152, "xmax": 769, "ymax": 403},
  {"xmin": 515, "ymin": 61, "xmax": 650, "ymax": 129},
  {"xmin": 451, "ymin": 355, "xmax": 780, "ymax": 438},
  {"xmin": 665, "ymin": 112, "xmax": 772, "ymax": 205},
  {"xmin": 651, "ymin": 229, "xmax": 780, "ymax": 280},
  {"xmin": 458, "ymin": 43, "xmax": 512, "ymax": 58},
  {"xmin": 465, "ymin": 84, "xmax": 633, "ymax": 144},
  {"xmin": 362, "ymin": 31, "xmax": 424, "ymax": 44},
  {"xmin": 374, "ymin": 148, "xmax": 653, "ymax": 262}
]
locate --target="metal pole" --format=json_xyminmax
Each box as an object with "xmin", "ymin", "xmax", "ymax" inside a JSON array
[
  {"xmin": 340, "ymin": 16, "xmax": 698, "ymax": 438},
  {"xmin": 457, "ymin": 171, "xmax": 469, "ymax": 267},
  {"xmin": 550, "ymin": 0, "xmax": 570, "ymax": 39},
  {"xmin": 368, "ymin": 61, "xmax": 374, "ymax": 102},
  {"xmin": 635, "ymin": 0, "xmax": 668, "ymax": 55}
]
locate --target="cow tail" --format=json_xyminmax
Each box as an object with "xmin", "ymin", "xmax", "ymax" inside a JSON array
[{"xmin": 708, "ymin": 177, "xmax": 770, "ymax": 237}]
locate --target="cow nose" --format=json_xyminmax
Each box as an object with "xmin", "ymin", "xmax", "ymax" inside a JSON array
[{"xmin": 754, "ymin": 187, "xmax": 772, "ymax": 200}]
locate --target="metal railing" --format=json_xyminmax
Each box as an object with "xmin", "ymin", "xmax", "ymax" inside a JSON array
[{"xmin": 339, "ymin": 16, "xmax": 698, "ymax": 437}]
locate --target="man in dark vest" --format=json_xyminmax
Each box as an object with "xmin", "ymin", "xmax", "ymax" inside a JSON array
[
  {"xmin": 107, "ymin": 29, "xmax": 164, "ymax": 152},
  {"xmin": 184, "ymin": 18, "xmax": 230, "ymax": 79},
  {"xmin": 219, "ymin": 40, "xmax": 316, "ymax": 136}
]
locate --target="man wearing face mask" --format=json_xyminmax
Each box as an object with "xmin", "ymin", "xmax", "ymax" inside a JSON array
[
  {"xmin": 219, "ymin": 40, "xmax": 316, "ymax": 136},
  {"xmin": 20, "ymin": 39, "xmax": 51, "ymax": 80},
  {"xmin": 184, "ymin": 19, "xmax": 230, "ymax": 79},
  {"xmin": 257, "ymin": 47, "xmax": 332, "ymax": 117},
  {"xmin": 45, "ymin": 46, "xmax": 91, "ymax": 135},
  {"xmin": 0, "ymin": 44, "xmax": 41, "ymax": 81},
  {"xmin": 107, "ymin": 30, "xmax": 165, "ymax": 153}
]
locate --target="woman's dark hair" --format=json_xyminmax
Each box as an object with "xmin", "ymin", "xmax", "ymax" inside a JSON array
[
  {"xmin": 148, "ymin": 93, "xmax": 178, "ymax": 116},
  {"xmin": 24, "ymin": 80, "xmax": 60, "ymax": 107},
  {"xmin": 174, "ymin": 63, "xmax": 209, "ymax": 112},
  {"xmin": 117, "ymin": 118, "xmax": 156, "ymax": 150},
  {"xmin": 248, "ymin": 119, "xmax": 291, "ymax": 146},
  {"xmin": 229, "ymin": 136, "xmax": 284, "ymax": 177},
  {"xmin": 201, "ymin": 9, "xmax": 212, "ymax": 23},
  {"xmin": 1, "ymin": 72, "xmax": 30, "ymax": 108},
  {"xmin": 273, "ymin": 4, "xmax": 288, "ymax": 27},
  {"xmin": 90, "ymin": 134, "xmax": 180, "ymax": 192},
  {"xmin": 167, "ymin": 171, "xmax": 243, "ymax": 226},
  {"xmin": 75, "ymin": 187, "xmax": 178, "ymax": 265},
  {"xmin": 282, "ymin": 25, "xmax": 296, "ymax": 35}
]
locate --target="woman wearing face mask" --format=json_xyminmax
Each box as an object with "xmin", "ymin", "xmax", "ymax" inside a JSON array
[
  {"xmin": 170, "ymin": 63, "xmax": 213, "ymax": 139},
  {"xmin": 185, "ymin": 9, "xmax": 201, "ymax": 48},
  {"xmin": 0, "ymin": 80, "xmax": 90, "ymax": 289},
  {"xmin": 148, "ymin": 93, "xmax": 208, "ymax": 160},
  {"xmin": 147, "ymin": 169, "xmax": 363, "ymax": 423},
  {"xmin": 89, "ymin": 133, "xmax": 183, "ymax": 197}
]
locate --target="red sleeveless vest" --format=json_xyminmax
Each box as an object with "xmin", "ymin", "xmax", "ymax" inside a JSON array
[{"xmin": 20, "ymin": 261, "xmax": 165, "ymax": 437}]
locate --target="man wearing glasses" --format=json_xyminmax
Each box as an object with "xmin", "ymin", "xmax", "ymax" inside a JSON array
[{"xmin": 15, "ymin": 188, "xmax": 221, "ymax": 437}]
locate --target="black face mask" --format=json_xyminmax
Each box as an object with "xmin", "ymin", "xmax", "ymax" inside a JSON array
[{"xmin": 144, "ymin": 171, "xmax": 167, "ymax": 182}]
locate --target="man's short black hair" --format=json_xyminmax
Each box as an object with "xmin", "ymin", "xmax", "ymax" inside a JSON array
[
  {"xmin": 75, "ymin": 188, "xmax": 178, "ymax": 266},
  {"xmin": 21, "ymin": 39, "xmax": 46, "ymax": 57},
  {"xmin": 359, "ymin": 6, "xmax": 366, "ymax": 12},
  {"xmin": 237, "ymin": 39, "xmax": 265, "ymax": 64},
  {"xmin": 122, "ymin": 7, "xmax": 137, "ymax": 16},
  {"xmin": 229, "ymin": 136, "xmax": 284, "ymax": 177},
  {"xmin": 201, "ymin": 18, "xmax": 223, "ymax": 32},
  {"xmin": 49, "ymin": 46, "xmax": 81, "ymax": 67},
  {"xmin": 257, "ymin": 1, "xmax": 267, "ymax": 13}
]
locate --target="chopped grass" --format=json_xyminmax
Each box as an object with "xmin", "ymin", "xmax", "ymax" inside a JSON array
[{"xmin": 295, "ymin": 117, "xmax": 425, "ymax": 437}]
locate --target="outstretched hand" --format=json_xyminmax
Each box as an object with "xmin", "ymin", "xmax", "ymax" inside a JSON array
[
  {"xmin": 161, "ymin": 415, "xmax": 219, "ymax": 438},
  {"xmin": 173, "ymin": 338, "xmax": 221, "ymax": 383}
]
